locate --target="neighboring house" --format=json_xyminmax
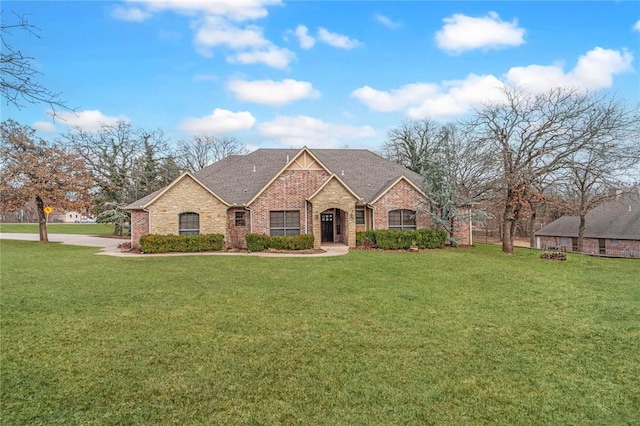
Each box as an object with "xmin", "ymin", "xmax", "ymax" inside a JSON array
[
  {"xmin": 125, "ymin": 147, "xmax": 472, "ymax": 250},
  {"xmin": 535, "ymin": 189, "xmax": 640, "ymax": 257}
]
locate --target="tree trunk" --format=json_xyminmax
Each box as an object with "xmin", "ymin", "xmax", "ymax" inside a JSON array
[
  {"xmin": 114, "ymin": 223, "xmax": 123, "ymax": 236},
  {"xmin": 501, "ymin": 205, "xmax": 516, "ymax": 255},
  {"xmin": 35, "ymin": 196, "xmax": 49, "ymax": 243},
  {"xmin": 577, "ymin": 214, "xmax": 586, "ymax": 252},
  {"xmin": 528, "ymin": 207, "xmax": 537, "ymax": 248}
]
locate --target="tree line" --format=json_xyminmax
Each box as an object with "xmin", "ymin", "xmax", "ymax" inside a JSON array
[{"xmin": 1, "ymin": 86, "xmax": 638, "ymax": 253}]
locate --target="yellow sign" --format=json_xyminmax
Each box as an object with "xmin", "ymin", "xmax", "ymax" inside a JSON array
[{"xmin": 44, "ymin": 206, "xmax": 53, "ymax": 215}]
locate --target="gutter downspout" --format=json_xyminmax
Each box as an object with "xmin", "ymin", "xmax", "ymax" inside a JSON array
[
  {"xmin": 368, "ymin": 204, "xmax": 375, "ymax": 230},
  {"xmin": 304, "ymin": 200, "xmax": 308, "ymax": 234},
  {"xmin": 245, "ymin": 206, "xmax": 252, "ymax": 234}
]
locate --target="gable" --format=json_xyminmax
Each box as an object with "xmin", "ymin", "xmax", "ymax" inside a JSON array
[
  {"xmin": 285, "ymin": 150, "xmax": 325, "ymax": 171},
  {"xmin": 146, "ymin": 173, "xmax": 229, "ymax": 211},
  {"xmin": 370, "ymin": 176, "xmax": 426, "ymax": 206}
]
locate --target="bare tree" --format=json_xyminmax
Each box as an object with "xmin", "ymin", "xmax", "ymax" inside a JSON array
[
  {"xmin": 176, "ymin": 135, "xmax": 248, "ymax": 172},
  {"xmin": 559, "ymin": 100, "xmax": 640, "ymax": 251},
  {"xmin": 471, "ymin": 86, "xmax": 625, "ymax": 255},
  {"xmin": 381, "ymin": 119, "xmax": 442, "ymax": 175},
  {"xmin": 60, "ymin": 121, "xmax": 176, "ymax": 235},
  {"xmin": 1, "ymin": 120, "xmax": 92, "ymax": 241},
  {"xmin": 1, "ymin": 12, "xmax": 72, "ymax": 117}
]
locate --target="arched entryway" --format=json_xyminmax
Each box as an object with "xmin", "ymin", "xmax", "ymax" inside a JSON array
[{"xmin": 320, "ymin": 208, "xmax": 347, "ymax": 244}]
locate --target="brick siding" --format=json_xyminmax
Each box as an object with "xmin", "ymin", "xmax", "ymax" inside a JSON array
[
  {"xmin": 372, "ymin": 179, "xmax": 432, "ymax": 230},
  {"xmin": 538, "ymin": 236, "xmax": 640, "ymax": 257}
]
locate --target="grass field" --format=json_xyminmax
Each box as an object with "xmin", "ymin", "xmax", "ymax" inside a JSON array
[
  {"xmin": 0, "ymin": 223, "xmax": 116, "ymax": 235},
  {"xmin": 1, "ymin": 240, "xmax": 639, "ymax": 424}
]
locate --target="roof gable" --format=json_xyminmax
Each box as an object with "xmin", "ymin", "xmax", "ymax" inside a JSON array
[
  {"xmin": 307, "ymin": 173, "xmax": 360, "ymax": 202},
  {"xmin": 370, "ymin": 175, "xmax": 426, "ymax": 205},
  {"xmin": 125, "ymin": 172, "xmax": 229, "ymax": 210}
]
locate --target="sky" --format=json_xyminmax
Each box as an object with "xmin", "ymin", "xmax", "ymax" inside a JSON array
[{"xmin": 2, "ymin": 0, "xmax": 639, "ymax": 152}]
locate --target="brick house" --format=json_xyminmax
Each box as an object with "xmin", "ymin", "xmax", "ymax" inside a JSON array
[
  {"xmin": 535, "ymin": 188, "xmax": 640, "ymax": 257},
  {"xmin": 125, "ymin": 147, "xmax": 472, "ymax": 250}
]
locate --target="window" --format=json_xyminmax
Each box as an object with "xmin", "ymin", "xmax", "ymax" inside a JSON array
[
  {"xmin": 388, "ymin": 209, "xmax": 416, "ymax": 231},
  {"xmin": 270, "ymin": 211, "xmax": 300, "ymax": 236},
  {"xmin": 235, "ymin": 211, "xmax": 246, "ymax": 226},
  {"xmin": 179, "ymin": 212, "xmax": 199, "ymax": 235},
  {"xmin": 355, "ymin": 209, "xmax": 365, "ymax": 225},
  {"xmin": 572, "ymin": 237, "xmax": 578, "ymax": 252}
]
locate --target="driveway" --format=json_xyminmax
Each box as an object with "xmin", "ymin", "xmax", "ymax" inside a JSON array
[{"xmin": 0, "ymin": 233, "xmax": 349, "ymax": 258}]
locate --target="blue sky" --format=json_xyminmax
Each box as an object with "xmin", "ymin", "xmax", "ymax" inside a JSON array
[{"xmin": 3, "ymin": 1, "xmax": 639, "ymax": 151}]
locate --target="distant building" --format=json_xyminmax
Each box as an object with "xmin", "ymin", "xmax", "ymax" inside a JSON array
[{"xmin": 535, "ymin": 189, "xmax": 640, "ymax": 257}]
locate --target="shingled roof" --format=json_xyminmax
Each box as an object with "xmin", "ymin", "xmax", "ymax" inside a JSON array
[
  {"xmin": 126, "ymin": 148, "xmax": 426, "ymax": 209},
  {"xmin": 536, "ymin": 189, "xmax": 640, "ymax": 240}
]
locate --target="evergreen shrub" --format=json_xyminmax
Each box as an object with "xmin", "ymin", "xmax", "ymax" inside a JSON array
[
  {"xmin": 246, "ymin": 233, "xmax": 314, "ymax": 252},
  {"xmin": 139, "ymin": 234, "xmax": 224, "ymax": 253},
  {"xmin": 356, "ymin": 228, "xmax": 447, "ymax": 250}
]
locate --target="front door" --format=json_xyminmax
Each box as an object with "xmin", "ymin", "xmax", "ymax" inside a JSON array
[{"xmin": 321, "ymin": 213, "xmax": 334, "ymax": 242}]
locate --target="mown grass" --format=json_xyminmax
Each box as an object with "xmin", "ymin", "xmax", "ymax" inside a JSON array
[
  {"xmin": 1, "ymin": 240, "xmax": 639, "ymax": 424},
  {"xmin": 0, "ymin": 223, "xmax": 115, "ymax": 235}
]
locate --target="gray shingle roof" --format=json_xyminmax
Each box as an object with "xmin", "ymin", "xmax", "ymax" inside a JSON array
[
  {"xmin": 536, "ymin": 190, "xmax": 640, "ymax": 240},
  {"xmin": 126, "ymin": 148, "xmax": 426, "ymax": 209}
]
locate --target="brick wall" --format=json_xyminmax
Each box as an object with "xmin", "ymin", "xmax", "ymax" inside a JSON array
[
  {"xmin": 309, "ymin": 177, "xmax": 358, "ymax": 248},
  {"xmin": 145, "ymin": 175, "xmax": 228, "ymax": 238},
  {"xmin": 227, "ymin": 207, "xmax": 250, "ymax": 249},
  {"xmin": 250, "ymin": 169, "xmax": 330, "ymax": 235},
  {"xmin": 372, "ymin": 179, "xmax": 431, "ymax": 230},
  {"xmin": 538, "ymin": 236, "xmax": 640, "ymax": 257},
  {"xmin": 130, "ymin": 210, "xmax": 149, "ymax": 250}
]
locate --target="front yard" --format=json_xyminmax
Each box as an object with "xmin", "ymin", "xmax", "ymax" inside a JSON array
[{"xmin": 1, "ymin": 240, "xmax": 638, "ymax": 424}]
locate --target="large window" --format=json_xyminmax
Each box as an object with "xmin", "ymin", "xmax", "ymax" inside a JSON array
[
  {"xmin": 388, "ymin": 209, "xmax": 416, "ymax": 231},
  {"xmin": 179, "ymin": 212, "xmax": 200, "ymax": 235},
  {"xmin": 270, "ymin": 211, "xmax": 300, "ymax": 236}
]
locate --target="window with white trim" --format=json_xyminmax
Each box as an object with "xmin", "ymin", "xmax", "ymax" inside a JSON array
[
  {"xmin": 269, "ymin": 211, "xmax": 300, "ymax": 236},
  {"xmin": 388, "ymin": 209, "xmax": 416, "ymax": 231},
  {"xmin": 179, "ymin": 212, "xmax": 199, "ymax": 235}
]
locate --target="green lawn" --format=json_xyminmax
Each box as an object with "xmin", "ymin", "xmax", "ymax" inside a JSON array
[
  {"xmin": 1, "ymin": 240, "xmax": 639, "ymax": 424},
  {"xmin": 0, "ymin": 222, "xmax": 116, "ymax": 235}
]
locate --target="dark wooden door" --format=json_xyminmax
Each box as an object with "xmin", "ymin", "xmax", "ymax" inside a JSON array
[{"xmin": 321, "ymin": 213, "xmax": 334, "ymax": 242}]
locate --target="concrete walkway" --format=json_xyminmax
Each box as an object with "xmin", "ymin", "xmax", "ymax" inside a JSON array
[{"xmin": 0, "ymin": 233, "xmax": 349, "ymax": 258}]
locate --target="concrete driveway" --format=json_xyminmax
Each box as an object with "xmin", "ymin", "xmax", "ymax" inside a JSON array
[{"xmin": 0, "ymin": 233, "xmax": 349, "ymax": 258}]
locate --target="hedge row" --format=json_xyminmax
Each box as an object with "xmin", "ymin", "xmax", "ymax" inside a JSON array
[
  {"xmin": 246, "ymin": 233, "xmax": 314, "ymax": 252},
  {"xmin": 356, "ymin": 229, "xmax": 447, "ymax": 250},
  {"xmin": 139, "ymin": 233, "xmax": 225, "ymax": 253}
]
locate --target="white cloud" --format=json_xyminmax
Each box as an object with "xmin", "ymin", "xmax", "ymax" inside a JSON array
[
  {"xmin": 111, "ymin": 6, "xmax": 152, "ymax": 22},
  {"xmin": 227, "ymin": 46, "xmax": 295, "ymax": 69},
  {"xmin": 194, "ymin": 16, "xmax": 269, "ymax": 53},
  {"xmin": 126, "ymin": 0, "xmax": 282, "ymax": 22},
  {"xmin": 121, "ymin": 0, "xmax": 292, "ymax": 68},
  {"xmin": 352, "ymin": 47, "xmax": 633, "ymax": 120},
  {"xmin": 374, "ymin": 14, "xmax": 402, "ymax": 29},
  {"xmin": 435, "ymin": 11, "xmax": 525, "ymax": 54},
  {"xmin": 258, "ymin": 115, "xmax": 376, "ymax": 148},
  {"xmin": 407, "ymin": 74, "xmax": 504, "ymax": 119},
  {"xmin": 350, "ymin": 83, "xmax": 439, "ymax": 112},
  {"xmin": 634, "ymin": 20, "xmax": 640, "ymax": 31},
  {"xmin": 317, "ymin": 28, "xmax": 362, "ymax": 49},
  {"xmin": 57, "ymin": 110, "xmax": 129, "ymax": 132},
  {"xmin": 32, "ymin": 121, "xmax": 58, "ymax": 134},
  {"xmin": 294, "ymin": 25, "xmax": 315, "ymax": 49},
  {"xmin": 506, "ymin": 47, "xmax": 634, "ymax": 92},
  {"xmin": 178, "ymin": 108, "xmax": 256, "ymax": 134},
  {"xmin": 227, "ymin": 79, "xmax": 320, "ymax": 105}
]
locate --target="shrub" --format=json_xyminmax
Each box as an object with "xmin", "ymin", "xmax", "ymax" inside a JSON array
[
  {"xmin": 245, "ymin": 233, "xmax": 314, "ymax": 252},
  {"xmin": 355, "ymin": 228, "xmax": 447, "ymax": 250},
  {"xmin": 139, "ymin": 234, "xmax": 224, "ymax": 253}
]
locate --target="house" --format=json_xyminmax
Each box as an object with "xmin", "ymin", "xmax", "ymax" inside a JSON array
[
  {"xmin": 535, "ymin": 189, "xmax": 640, "ymax": 257},
  {"xmin": 125, "ymin": 147, "xmax": 472, "ymax": 250}
]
